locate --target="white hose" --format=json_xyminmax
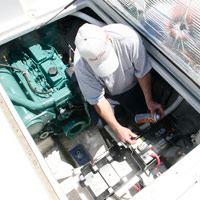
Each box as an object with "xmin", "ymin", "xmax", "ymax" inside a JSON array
[
  {"xmin": 139, "ymin": 95, "xmax": 184, "ymax": 130},
  {"xmin": 164, "ymin": 95, "xmax": 183, "ymax": 116},
  {"xmin": 70, "ymin": 11, "xmax": 106, "ymax": 27}
]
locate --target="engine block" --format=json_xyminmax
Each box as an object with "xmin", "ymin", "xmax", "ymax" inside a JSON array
[{"xmin": 0, "ymin": 40, "xmax": 90, "ymax": 139}]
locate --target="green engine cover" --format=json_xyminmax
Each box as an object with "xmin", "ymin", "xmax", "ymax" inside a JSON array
[{"xmin": 0, "ymin": 40, "xmax": 90, "ymax": 139}]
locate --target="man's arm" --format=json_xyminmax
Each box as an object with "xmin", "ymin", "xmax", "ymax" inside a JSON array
[
  {"xmin": 137, "ymin": 71, "xmax": 164, "ymax": 118},
  {"xmin": 94, "ymin": 97, "xmax": 137, "ymax": 144}
]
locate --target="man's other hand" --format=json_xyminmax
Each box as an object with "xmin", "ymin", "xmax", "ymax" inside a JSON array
[
  {"xmin": 114, "ymin": 125, "xmax": 137, "ymax": 144},
  {"xmin": 147, "ymin": 99, "xmax": 164, "ymax": 118}
]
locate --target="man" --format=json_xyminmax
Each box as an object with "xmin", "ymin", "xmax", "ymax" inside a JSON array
[{"xmin": 74, "ymin": 23, "xmax": 164, "ymax": 144}]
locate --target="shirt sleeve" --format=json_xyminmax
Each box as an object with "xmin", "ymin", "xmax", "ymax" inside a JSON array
[
  {"xmin": 74, "ymin": 51, "xmax": 105, "ymax": 105},
  {"xmin": 130, "ymin": 33, "xmax": 152, "ymax": 78}
]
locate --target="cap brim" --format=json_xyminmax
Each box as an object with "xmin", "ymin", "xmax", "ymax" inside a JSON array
[{"xmin": 89, "ymin": 47, "xmax": 119, "ymax": 77}]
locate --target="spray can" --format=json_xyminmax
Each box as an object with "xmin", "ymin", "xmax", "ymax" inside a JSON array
[{"xmin": 135, "ymin": 113, "xmax": 160, "ymax": 124}]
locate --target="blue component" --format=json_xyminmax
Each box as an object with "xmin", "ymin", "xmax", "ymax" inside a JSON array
[{"xmin": 70, "ymin": 144, "xmax": 91, "ymax": 166}]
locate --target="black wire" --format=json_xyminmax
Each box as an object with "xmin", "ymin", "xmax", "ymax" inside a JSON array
[{"xmin": 0, "ymin": 63, "xmax": 53, "ymax": 94}]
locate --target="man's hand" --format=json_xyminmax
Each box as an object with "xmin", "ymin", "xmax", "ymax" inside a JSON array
[
  {"xmin": 147, "ymin": 99, "xmax": 164, "ymax": 118},
  {"xmin": 138, "ymin": 72, "xmax": 164, "ymax": 119},
  {"xmin": 94, "ymin": 97, "xmax": 138, "ymax": 144},
  {"xmin": 113, "ymin": 125, "xmax": 137, "ymax": 144}
]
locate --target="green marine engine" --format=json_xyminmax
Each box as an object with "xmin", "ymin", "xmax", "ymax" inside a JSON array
[{"xmin": 0, "ymin": 40, "xmax": 90, "ymax": 140}]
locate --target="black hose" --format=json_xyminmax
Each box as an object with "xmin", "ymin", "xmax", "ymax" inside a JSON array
[{"xmin": 0, "ymin": 63, "xmax": 53, "ymax": 94}]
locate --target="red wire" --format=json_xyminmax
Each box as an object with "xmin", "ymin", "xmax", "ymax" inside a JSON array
[
  {"xmin": 151, "ymin": 152, "xmax": 160, "ymax": 168},
  {"xmin": 133, "ymin": 184, "xmax": 141, "ymax": 191}
]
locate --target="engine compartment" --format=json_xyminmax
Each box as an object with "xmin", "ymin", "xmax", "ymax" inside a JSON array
[
  {"xmin": 0, "ymin": 23, "xmax": 91, "ymax": 139},
  {"xmin": 0, "ymin": 5, "xmax": 200, "ymax": 200}
]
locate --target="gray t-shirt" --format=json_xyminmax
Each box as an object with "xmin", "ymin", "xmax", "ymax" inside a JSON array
[{"xmin": 74, "ymin": 24, "xmax": 151, "ymax": 105}]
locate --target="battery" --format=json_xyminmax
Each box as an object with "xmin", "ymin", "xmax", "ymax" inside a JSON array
[
  {"xmin": 140, "ymin": 121, "xmax": 174, "ymax": 155},
  {"xmin": 135, "ymin": 113, "xmax": 160, "ymax": 124}
]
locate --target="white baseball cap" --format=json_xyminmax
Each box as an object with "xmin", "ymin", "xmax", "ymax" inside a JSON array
[{"xmin": 75, "ymin": 23, "xmax": 119, "ymax": 77}]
